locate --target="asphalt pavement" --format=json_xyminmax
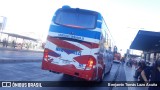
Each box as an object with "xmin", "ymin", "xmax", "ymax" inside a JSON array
[{"xmin": 0, "ymin": 62, "xmax": 121, "ymax": 90}]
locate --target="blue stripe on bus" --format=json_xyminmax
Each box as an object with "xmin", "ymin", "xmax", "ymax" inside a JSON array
[
  {"xmin": 97, "ymin": 22, "xmax": 101, "ymax": 28},
  {"xmin": 49, "ymin": 25, "xmax": 101, "ymax": 40},
  {"xmin": 97, "ymin": 14, "xmax": 102, "ymax": 28}
]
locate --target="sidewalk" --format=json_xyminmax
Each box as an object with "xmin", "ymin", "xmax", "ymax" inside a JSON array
[
  {"xmin": 0, "ymin": 44, "xmax": 44, "ymax": 53},
  {"xmin": 0, "ymin": 45, "xmax": 43, "ymax": 63},
  {"xmin": 0, "ymin": 57, "xmax": 42, "ymax": 63},
  {"xmin": 124, "ymin": 63, "xmax": 148, "ymax": 90}
]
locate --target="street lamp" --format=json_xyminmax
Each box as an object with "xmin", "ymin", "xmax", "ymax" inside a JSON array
[
  {"xmin": 0, "ymin": 16, "xmax": 7, "ymax": 41},
  {"xmin": 0, "ymin": 16, "xmax": 7, "ymax": 31}
]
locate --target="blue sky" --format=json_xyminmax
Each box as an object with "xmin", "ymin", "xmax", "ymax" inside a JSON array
[{"xmin": 0, "ymin": 0, "xmax": 160, "ymax": 54}]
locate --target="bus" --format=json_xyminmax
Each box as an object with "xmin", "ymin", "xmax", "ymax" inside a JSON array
[{"xmin": 42, "ymin": 5, "xmax": 114, "ymax": 81}]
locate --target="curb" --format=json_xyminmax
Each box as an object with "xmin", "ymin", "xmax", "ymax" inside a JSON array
[
  {"xmin": 0, "ymin": 47, "xmax": 44, "ymax": 53},
  {"xmin": 0, "ymin": 58, "xmax": 42, "ymax": 63}
]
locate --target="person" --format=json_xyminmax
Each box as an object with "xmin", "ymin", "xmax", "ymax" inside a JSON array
[
  {"xmin": 139, "ymin": 63, "xmax": 152, "ymax": 83},
  {"xmin": 138, "ymin": 61, "xmax": 152, "ymax": 83},
  {"xmin": 148, "ymin": 58, "xmax": 160, "ymax": 90},
  {"xmin": 121, "ymin": 57, "xmax": 125, "ymax": 64},
  {"xmin": 20, "ymin": 43, "xmax": 23, "ymax": 49},
  {"xmin": 5, "ymin": 39, "xmax": 8, "ymax": 47},
  {"xmin": 12, "ymin": 40, "xmax": 16, "ymax": 48},
  {"xmin": 2, "ymin": 38, "xmax": 6, "ymax": 47},
  {"xmin": 127, "ymin": 58, "xmax": 133, "ymax": 67},
  {"xmin": 134, "ymin": 60, "xmax": 146, "ymax": 79}
]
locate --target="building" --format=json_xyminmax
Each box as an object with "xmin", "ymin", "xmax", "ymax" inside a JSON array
[{"xmin": 130, "ymin": 30, "xmax": 160, "ymax": 63}]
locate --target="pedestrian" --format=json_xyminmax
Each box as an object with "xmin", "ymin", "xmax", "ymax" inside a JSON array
[
  {"xmin": 139, "ymin": 62, "xmax": 151, "ymax": 83},
  {"xmin": 12, "ymin": 40, "xmax": 16, "ymax": 48},
  {"xmin": 5, "ymin": 39, "xmax": 8, "ymax": 47},
  {"xmin": 121, "ymin": 57, "xmax": 125, "ymax": 64},
  {"xmin": 137, "ymin": 60, "xmax": 152, "ymax": 83},
  {"xmin": 2, "ymin": 38, "xmax": 6, "ymax": 47},
  {"xmin": 128, "ymin": 58, "xmax": 133, "ymax": 67},
  {"xmin": 148, "ymin": 58, "xmax": 160, "ymax": 90},
  {"xmin": 134, "ymin": 60, "xmax": 146, "ymax": 79},
  {"xmin": 20, "ymin": 43, "xmax": 23, "ymax": 49}
]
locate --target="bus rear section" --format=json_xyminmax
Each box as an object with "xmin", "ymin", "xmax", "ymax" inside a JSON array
[{"xmin": 42, "ymin": 6, "xmax": 106, "ymax": 81}]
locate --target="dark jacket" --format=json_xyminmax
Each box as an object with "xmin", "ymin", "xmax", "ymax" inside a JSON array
[{"xmin": 148, "ymin": 63, "xmax": 160, "ymax": 90}]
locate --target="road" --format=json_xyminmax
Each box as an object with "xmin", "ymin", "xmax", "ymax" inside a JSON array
[
  {"xmin": 0, "ymin": 48, "xmax": 128, "ymax": 90},
  {"xmin": 0, "ymin": 61, "xmax": 125, "ymax": 90}
]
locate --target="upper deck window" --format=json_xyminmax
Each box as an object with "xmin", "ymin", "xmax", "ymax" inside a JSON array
[{"xmin": 54, "ymin": 8, "xmax": 97, "ymax": 29}]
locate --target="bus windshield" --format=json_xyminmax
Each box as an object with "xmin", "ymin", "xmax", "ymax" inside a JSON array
[{"xmin": 54, "ymin": 8, "xmax": 97, "ymax": 29}]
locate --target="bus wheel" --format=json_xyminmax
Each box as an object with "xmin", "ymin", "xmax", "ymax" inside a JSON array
[
  {"xmin": 97, "ymin": 69, "xmax": 105, "ymax": 82},
  {"xmin": 107, "ymin": 64, "xmax": 112, "ymax": 74}
]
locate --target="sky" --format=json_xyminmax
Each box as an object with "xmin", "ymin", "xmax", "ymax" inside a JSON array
[{"xmin": 0, "ymin": 0, "xmax": 160, "ymax": 54}]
